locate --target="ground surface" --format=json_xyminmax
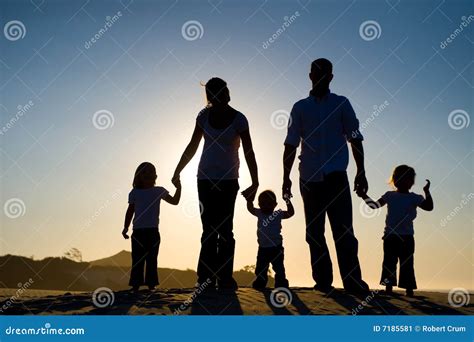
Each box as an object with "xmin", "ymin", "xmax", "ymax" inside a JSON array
[{"xmin": 1, "ymin": 287, "xmax": 472, "ymax": 315}]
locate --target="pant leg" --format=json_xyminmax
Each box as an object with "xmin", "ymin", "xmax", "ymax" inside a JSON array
[
  {"xmin": 380, "ymin": 235, "xmax": 399, "ymax": 287},
  {"xmin": 253, "ymin": 247, "xmax": 270, "ymax": 288},
  {"xmin": 129, "ymin": 230, "xmax": 146, "ymax": 286},
  {"xmin": 144, "ymin": 230, "xmax": 160, "ymax": 287},
  {"xmin": 270, "ymin": 246, "xmax": 289, "ymax": 288},
  {"xmin": 325, "ymin": 172, "xmax": 368, "ymax": 291},
  {"xmin": 197, "ymin": 180, "xmax": 219, "ymax": 284},
  {"xmin": 300, "ymin": 180, "xmax": 333, "ymax": 288},
  {"xmin": 215, "ymin": 180, "xmax": 239, "ymax": 285},
  {"xmin": 398, "ymin": 236, "xmax": 417, "ymax": 290}
]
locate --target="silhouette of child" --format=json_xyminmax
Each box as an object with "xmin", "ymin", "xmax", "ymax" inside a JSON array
[
  {"xmin": 244, "ymin": 190, "xmax": 294, "ymax": 290},
  {"xmin": 122, "ymin": 162, "xmax": 181, "ymax": 292},
  {"xmin": 357, "ymin": 165, "xmax": 433, "ymax": 297}
]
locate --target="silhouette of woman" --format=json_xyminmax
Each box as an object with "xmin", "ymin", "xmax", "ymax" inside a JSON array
[{"xmin": 173, "ymin": 78, "xmax": 259, "ymax": 290}]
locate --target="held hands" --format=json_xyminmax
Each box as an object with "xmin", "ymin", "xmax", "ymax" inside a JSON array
[
  {"xmin": 354, "ymin": 171, "xmax": 368, "ymax": 195},
  {"xmin": 282, "ymin": 177, "xmax": 293, "ymax": 200},
  {"xmin": 423, "ymin": 179, "xmax": 431, "ymax": 193},
  {"xmin": 172, "ymin": 175, "xmax": 181, "ymax": 189},
  {"xmin": 171, "ymin": 173, "xmax": 180, "ymax": 188},
  {"xmin": 122, "ymin": 228, "xmax": 129, "ymax": 240},
  {"xmin": 241, "ymin": 183, "xmax": 258, "ymax": 202}
]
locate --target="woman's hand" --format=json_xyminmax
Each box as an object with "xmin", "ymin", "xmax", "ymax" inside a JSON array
[
  {"xmin": 241, "ymin": 183, "xmax": 258, "ymax": 202},
  {"xmin": 122, "ymin": 228, "xmax": 129, "ymax": 240}
]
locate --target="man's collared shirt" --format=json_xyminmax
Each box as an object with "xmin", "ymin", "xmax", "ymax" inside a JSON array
[{"xmin": 284, "ymin": 91, "xmax": 363, "ymax": 182}]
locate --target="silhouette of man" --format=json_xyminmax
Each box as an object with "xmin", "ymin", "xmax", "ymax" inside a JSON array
[{"xmin": 282, "ymin": 58, "xmax": 369, "ymax": 293}]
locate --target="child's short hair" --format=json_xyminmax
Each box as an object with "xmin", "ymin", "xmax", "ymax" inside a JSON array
[
  {"xmin": 133, "ymin": 162, "xmax": 156, "ymax": 189},
  {"xmin": 390, "ymin": 164, "xmax": 416, "ymax": 188},
  {"xmin": 258, "ymin": 190, "xmax": 277, "ymax": 204}
]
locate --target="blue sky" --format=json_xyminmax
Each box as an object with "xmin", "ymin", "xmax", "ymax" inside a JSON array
[{"xmin": 0, "ymin": 0, "xmax": 472, "ymax": 289}]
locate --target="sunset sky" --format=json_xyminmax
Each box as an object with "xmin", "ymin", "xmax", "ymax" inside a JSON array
[{"xmin": 1, "ymin": 0, "xmax": 472, "ymax": 290}]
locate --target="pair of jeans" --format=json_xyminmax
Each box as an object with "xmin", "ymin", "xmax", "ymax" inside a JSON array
[
  {"xmin": 381, "ymin": 234, "xmax": 417, "ymax": 289},
  {"xmin": 197, "ymin": 179, "xmax": 239, "ymax": 286},
  {"xmin": 129, "ymin": 228, "xmax": 160, "ymax": 287},
  {"xmin": 300, "ymin": 171, "xmax": 368, "ymax": 291},
  {"xmin": 253, "ymin": 245, "xmax": 289, "ymax": 288}
]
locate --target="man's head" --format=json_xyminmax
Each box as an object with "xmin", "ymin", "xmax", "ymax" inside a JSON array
[{"xmin": 310, "ymin": 58, "xmax": 333, "ymax": 92}]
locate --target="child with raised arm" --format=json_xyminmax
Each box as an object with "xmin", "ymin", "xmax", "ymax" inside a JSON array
[
  {"xmin": 357, "ymin": 165, "xmax": 433, "ymax": 297},
  {"xmin": 122, "ymin": 162, "xmax": 181, "ymax": 293},
  {"xmin": 244, "ymin": 190, "xmax": 294, "ymax": 290}
]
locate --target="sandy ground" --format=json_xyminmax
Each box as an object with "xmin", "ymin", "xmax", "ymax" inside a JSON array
[{"xmin": 0, "ymin": 287, "xmax": 472, "ymax": 315}]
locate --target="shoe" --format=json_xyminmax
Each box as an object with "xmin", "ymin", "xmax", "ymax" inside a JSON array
[
  {"xmin": 314, "ymin": 284, "xmax": 335, "ymax": 293},
  {"xmin": 385, "ymin": 285, "xmax": 393, "ymax": 294},
  {"xmin": 406, "ymin": 289, "xmax": 414, "ymax": 297},
  {"xmin": 131, "ymin": 286, "xmax": 140, "ymax": 293},
  {"xmin": 252, "ymin": 283, "xmax": 266, "ymax": 291},
  {"xmin": 218, "ymin": 278, "xmax": 238, "ymax": 291}
]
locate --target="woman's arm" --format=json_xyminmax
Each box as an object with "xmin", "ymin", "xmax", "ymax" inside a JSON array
[
  {"xmin": 240, "ymin": 129, "xmax": 259, "ymax": 200},
  {"xmin": 122, "ymin": 204, "xmax": 134, "ymax": 239},
  {"xmin": 172, "ymin": 123, "xmax": 203, "ymax": 182}
]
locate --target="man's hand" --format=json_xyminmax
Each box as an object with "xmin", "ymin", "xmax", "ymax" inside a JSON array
[
  {"xmin": 171, "ymin": 173, "xmax": 180, "ymax": 186},
  {"xmin": 282, "ymin": 177, "xmax": 293, "ymax": 200},
  {"xmin": 122, "ymin": 228, "xmax": 129, "ymax": 240},
  {"xmin": 354, "ymin": 171, "xmax": 368, "ymax": 194},
  {"xmin": 172, "ymin": 176, "xmax": 181, "ymax": 188},
  {"xmin": 241, "ymin": 183, "xmax": 258, "ymax": 202}
]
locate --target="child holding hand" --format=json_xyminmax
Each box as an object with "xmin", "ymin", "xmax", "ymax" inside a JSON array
[
  {"xmin": 358, "ymin": 165, "xmax": 433, "ymax": 297},
  {"xmin": 122, "ymin": 162, "xmax": 181, "ymax": 292}
]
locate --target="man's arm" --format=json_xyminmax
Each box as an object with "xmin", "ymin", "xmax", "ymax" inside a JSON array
[
  {"xmin": 283, "ymin": 144, "xmax": 297, "ymax": 199},
  {"xmin": 350, "ymin": 139, "xmax": 368, "ymax": 194}
]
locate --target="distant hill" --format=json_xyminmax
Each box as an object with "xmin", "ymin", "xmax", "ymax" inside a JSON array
[
  {"xmin": 0, "ymin": 253, "xmax": 273, "ymax": 291},
  {"xmin": 90, "ymin": 250, "xmax": 132, "ymax": 268}
]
